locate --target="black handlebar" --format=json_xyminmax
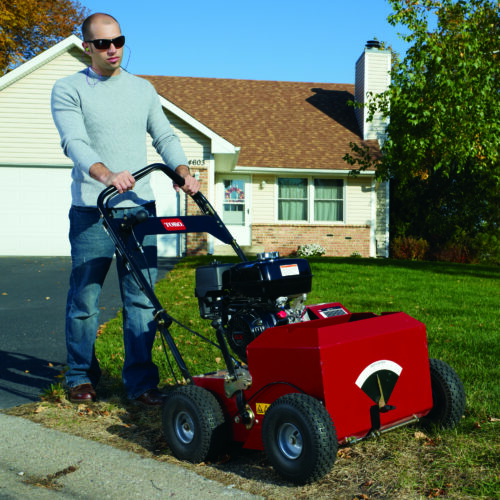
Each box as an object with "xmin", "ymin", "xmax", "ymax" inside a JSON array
[
  {"xmin": 97, "ymin": 163, "xmax": 185, "ymax": 208},
  {"xmin": 97, "ymin": 163, "xmax": 247, "ymax": 262}
]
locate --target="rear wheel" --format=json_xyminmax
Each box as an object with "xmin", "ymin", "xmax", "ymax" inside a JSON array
[
  {"xmin": 421, "ymin": 358, "xmax": 465, "ymax": 429},
  {"xmin": 162, "ymin": 385, "xmax": 226, "ymax": 463},
  {"xmin": 262, "ymin": 393, "xmax": 337, "ymax": 484}
]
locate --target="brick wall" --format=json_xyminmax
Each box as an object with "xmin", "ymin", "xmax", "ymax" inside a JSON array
[
  {"xmin": 185, "ymin": 167, "xmax": 209, "ymax": 255},
  {"xmin": 252, "ymin": 224, "xmax": 371, "ymax": 257}
]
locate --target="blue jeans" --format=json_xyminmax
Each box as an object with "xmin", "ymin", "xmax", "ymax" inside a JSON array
[{"xmin": 65, "ymin": 204, "xmax": 159, "ymax": 399}]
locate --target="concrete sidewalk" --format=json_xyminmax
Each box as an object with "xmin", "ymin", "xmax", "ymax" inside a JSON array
[{"xmin": 0, "ymin": 413, "xmax": 262, "ymax": 499}]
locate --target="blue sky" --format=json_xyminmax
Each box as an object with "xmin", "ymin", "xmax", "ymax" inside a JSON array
[{"xmin": 80, "ymin": 0, "xmax": 410, "ymax": 84}]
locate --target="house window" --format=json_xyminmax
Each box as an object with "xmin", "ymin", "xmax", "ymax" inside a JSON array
[
  {"xmin": 314, "ymin": 179, "xmax": 343, "ymax": 221},
  {"xmin": 278, "ymin": 177, "xmax": 344, "ymax": 222},
  {"xmin": 278, "ymin": 178, "xmax": 308, "ymax": 221}
]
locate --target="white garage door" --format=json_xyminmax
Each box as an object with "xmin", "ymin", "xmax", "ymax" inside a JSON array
[{"xmin": 0, "ymin": 166, "xmax": 180, "ymax": 257}]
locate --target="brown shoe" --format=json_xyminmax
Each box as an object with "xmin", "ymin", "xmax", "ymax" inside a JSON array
[
  {"xmin": 134, "ymin": 389, "xmax": 166, "ymax": 407},
  {"xmin": 68, "ymin": 383, "xmax": 96, "ymax": 403}
]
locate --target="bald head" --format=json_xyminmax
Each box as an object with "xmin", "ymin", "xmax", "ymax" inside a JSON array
[{"xmin": 82, "ymin": 13, "xmax": 120, "ymax": 41}]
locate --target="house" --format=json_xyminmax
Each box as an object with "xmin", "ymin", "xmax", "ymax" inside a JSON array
[{"xmin": 0, "ymin": 36, "xmax": 390, "ymax": 258}]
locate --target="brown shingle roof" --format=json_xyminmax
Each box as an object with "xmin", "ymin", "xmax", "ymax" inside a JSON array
[{"xmin": 142, "ymin": 76, "xmax": 380, "ymax": 170}]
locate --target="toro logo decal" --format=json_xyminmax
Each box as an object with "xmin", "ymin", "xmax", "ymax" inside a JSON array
[{"xmin": 161, "ymin": 218, "xmax": 186, "ymax": 231}]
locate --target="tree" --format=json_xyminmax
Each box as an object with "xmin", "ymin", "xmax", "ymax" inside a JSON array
[
  {"xmin": 345, "ymin": 0, "xmax": 500, "ymax": 261},
  {"xmin": 0, "ymin": 0, "xmax": 88, "ymax": 76}
]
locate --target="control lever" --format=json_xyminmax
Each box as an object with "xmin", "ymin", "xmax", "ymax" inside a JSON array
[{"xmin": 120, "ymin": 209, "xmax": 149, "ymax": 233}]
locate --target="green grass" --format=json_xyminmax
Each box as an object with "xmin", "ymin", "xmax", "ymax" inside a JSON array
[{"xmin": 95, "ymin": 256, "xmax": 500, "ymax": 497}]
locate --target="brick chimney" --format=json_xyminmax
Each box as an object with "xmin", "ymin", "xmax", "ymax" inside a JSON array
[{"xmin": 354, "ymin": 40, "xmax": 391, "ymax": 143}]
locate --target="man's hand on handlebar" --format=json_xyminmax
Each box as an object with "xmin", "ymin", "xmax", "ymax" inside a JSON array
[
  {"xmin": 179, "ymin": 174, "xmax": 200, "ymax": 195},
  {"xmin": 174, "ymin": 165, "xmax": 201, "ymax": 195},
  {"xmin": 107, "ymin": 171, "xmax": 136, "ymax": 194},
  {"xmin": 89, "ymin": 162, "xmax": 135, "ymax": 194}
]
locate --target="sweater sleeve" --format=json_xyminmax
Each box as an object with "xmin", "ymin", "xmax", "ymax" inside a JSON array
[
  {"xmin": 51, "ymin": 79, "xmax": 103, "ymax": 175},
  {"xmin": 146, "ymin": 87, "xmax": 188, "ymax": 170}
]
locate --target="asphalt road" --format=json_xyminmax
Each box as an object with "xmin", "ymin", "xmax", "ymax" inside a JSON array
[{"xmin": 0, "ymin": 256, "xmax": 176, "ymax": 409}]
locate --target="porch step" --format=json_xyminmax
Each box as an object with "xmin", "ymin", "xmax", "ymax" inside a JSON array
[{"xmin": 212, "ymin": 245, "xmax": 265, "ymax": 257}]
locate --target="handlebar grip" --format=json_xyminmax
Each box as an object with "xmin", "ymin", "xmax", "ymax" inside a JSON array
[
  {"xmin": 132, "ymin": 163, "xmax": 186, "ymax": 187},
  {"xmin": 97, "ymin": 163, "xmax": 185, "ymax": 209}
]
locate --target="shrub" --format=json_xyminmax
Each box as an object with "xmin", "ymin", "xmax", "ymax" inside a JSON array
[
  {"xmin": 296, "ymin": 243, "xmax": 326, "ymax": 257},
  {"xmin": 390, "ymin": 236, "xmax": 429, "ymax": 261},
  {"xmin": 432, "ymin": 242, "xmax": 471, "ymax": 264},
  {"xmin": 470, "ymin": 230, "xmax": 500, "ymax": 266}
]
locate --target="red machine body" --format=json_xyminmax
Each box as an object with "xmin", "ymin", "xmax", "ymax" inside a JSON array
[{"xmin": 194, "ymin": 303, "xmax": 433, "ymax": 450}]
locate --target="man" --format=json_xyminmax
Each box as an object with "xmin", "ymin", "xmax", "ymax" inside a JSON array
[{"xmin": 51, "ymin": 12, "xmax": 200, "ymax": 406}]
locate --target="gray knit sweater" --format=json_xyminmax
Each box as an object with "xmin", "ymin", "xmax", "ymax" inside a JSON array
[{"xmin": 51, "ymin": 68, "xmax": 188, "ymax": 207}]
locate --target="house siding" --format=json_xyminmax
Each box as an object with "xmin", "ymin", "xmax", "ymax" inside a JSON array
[
  {"xmin": 0, "ymin": 49, "xmax": 86, "ymax": 166},
  {"xmin": 346, "ymin": 176, "xmax": 372, "ymax": 225},
  {"xmin": 146, "ymin": 110, "xmax": 210, "ymax": 166},
  {"xmin": 252, "ymin": 175, "xmax": 275, "ymax": 223},
  {"xmin": 354, "ymin": 48, "xmax": 391, "ymax": 142}
]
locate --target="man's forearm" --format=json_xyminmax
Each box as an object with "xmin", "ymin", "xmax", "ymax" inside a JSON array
[
  {"xmin": 89, "ymin": 162, "xmax": 114, "ymax": 185},
  {"xmin": 89, "ymin": 162, "xmax": 135, "ymax": 194}
]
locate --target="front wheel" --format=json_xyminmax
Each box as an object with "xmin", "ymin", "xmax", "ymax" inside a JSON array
[
  {"xmin": 262, "ymin": 393, "xmax": 338, "ymax": 484},
  {"xmin": 421, "ymin": 358, "xmax": 466, "ymax": 429},
  {"xmin": 162, "ymin": 385, "xmax": 226, "ymax": 463}
]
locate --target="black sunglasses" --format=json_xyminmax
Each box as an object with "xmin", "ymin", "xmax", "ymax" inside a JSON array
[{"xmin": 86, "ymin": 35, "xmax": 125, "ymax": 50}]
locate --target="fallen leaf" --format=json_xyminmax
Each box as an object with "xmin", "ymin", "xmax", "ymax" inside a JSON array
[
  {"xmin": 337, "ymin": 448, "xmax": 352, "ymax": 459},
  {"xmin": 215, "ymin": 357, "xmax": 221, "ymax": 364},
  {"xmin": 474, "ymin": 421, "xmax": 482, "ymax": 429},
  {"xmin": 48, "ymin": 363, "xmax": 53, "ymax": 367},
  {"xmin": 488, "ymin": 416, "xmax": 500, "ymax": 422},
  {"xmin": 34, "ymin": 406, "xmax": 46, "ymax": 414},
  {"xmin": 415, "ymin": 431, "xmax": 428, "ymax": 440},
  {"xmin": 1, "ymin": 292, "xmax": 7, "ymax": 295},
  {"xmin": 45, "ymin": 297, "xmax": 51, "ymax": 300}
]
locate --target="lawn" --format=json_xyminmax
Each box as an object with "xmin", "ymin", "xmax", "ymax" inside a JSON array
[{"xmin": 91, "ymin": 256, "xmax": 499, "ymax": 498}]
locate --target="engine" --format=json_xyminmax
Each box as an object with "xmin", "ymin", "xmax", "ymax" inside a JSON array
[{"xmin": 195, "ymin": 252, "xmax": 312, "ymax": 361}]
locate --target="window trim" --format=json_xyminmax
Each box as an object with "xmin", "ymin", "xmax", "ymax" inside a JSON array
[{"xmin": 276, "ymin": 176, "xmax": 346, "ymax": 224}]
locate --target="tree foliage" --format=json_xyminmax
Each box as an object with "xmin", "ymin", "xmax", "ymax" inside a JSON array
[
  {"xmin": 0, "ymin": 0, "xmax": 88, "ymax": 76},
  {"xmin": 345, "ymin": 0, "xmax": 500, "ymax": 260}
]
